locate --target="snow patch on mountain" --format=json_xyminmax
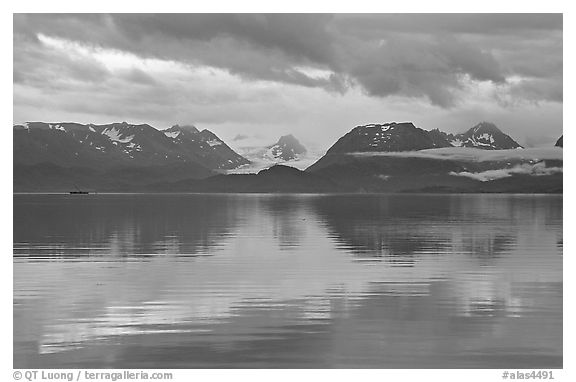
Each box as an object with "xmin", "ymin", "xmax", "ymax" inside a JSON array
[
  {"xmin": 102, "ymin": 127, "xmax": 134, "ymax": 143},
  {"xmin": 49, "ymin": 124, "xmax": 66, "ymax": 132},
  {"xmin": 207, "ymin": 139, "xmax": 222, "ymax": 147},
  {"xmin": 126, "ymin": 142, "xmax": 142, "ymax": 151},
  {"xmin": 451, "ymin": 138, "xmax": 463, "ymax": 147},
  {"xmin": 164, "ymin": 130, "xmax": 181, "ymax": 139}
]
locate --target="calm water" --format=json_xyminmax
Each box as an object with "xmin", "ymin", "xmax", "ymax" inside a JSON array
[{"xmin": 13, "ymin": 194, "xmax": 562, "ymax": 368}]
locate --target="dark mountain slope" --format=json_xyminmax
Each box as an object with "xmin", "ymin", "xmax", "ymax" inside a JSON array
[
  {"xmin": 14, "ymin": 162, "xmax": 214, "ymax": 193},
  {"xmin": 555, "ymin": 135, "xmax": 563, "ymax": 147},
  {"xmin": 149, "ymin": 165, "xmax": 348, "ymax": 193}
]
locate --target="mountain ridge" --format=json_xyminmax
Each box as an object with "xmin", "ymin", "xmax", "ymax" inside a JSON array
[
  {"xmin": 13, "ymin": 120, "xmax": 562, "ymax": 193},
  {"xmin": 14, "ymin": 121, "xmax": 249, "ymax": 171},
  {"xmin": 324, "ymin": 121, "xmax": 522, "ymax": 154},
  {"xmin": 326, "ymin": 122, "xmax": 453, "ymax": 154},
  {"xmin": 303, "ymin": 121, "xmax": 559, "ymax": 194}
]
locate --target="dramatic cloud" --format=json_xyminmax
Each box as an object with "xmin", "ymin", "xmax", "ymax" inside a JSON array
[{"xmin": 13, "ymin": 14, "xmax": 563, "ymax": 149}]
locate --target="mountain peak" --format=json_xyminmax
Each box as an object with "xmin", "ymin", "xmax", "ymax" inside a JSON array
[
  {"xmin": 457, "ymin": 122, "xmax": 522, "ymax": 150},
  {"xmin": 472, "ymin": 121, "xmax": 501, "ymax": 134},
  {"xmin": 170, "ymin": 124, "xmax": 199, "ymax": 133},
  {"xmin": 327, "ymin": 121, "xmax": 451, "ymax": 153},
  {"xmin": 163, "ymin": 124, "xmax": 200, "ymax": 139},
  {"xmin": 276, "ymin": 134, "xmax": 301, "ymax": 145},
  {"xmin": 267, "ymin": 134, "xmax": 307, "ymax": 162},
  {"xmin": 555, "ymin": 135, "xmax": 563, "ymax": 148}
]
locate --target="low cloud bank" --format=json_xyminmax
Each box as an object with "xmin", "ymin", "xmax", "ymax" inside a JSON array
[
  {"xmin": 449, "ymin": 162, "xmax": 562, "ymax": 182},
  {"xmin": 350, "ymin": 147, "xmax": 563, "ymax": 162}
]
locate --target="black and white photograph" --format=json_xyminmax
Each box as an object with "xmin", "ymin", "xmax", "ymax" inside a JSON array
[{"xmin": 9, "ymin": 8, "xmax": 568, "ymax": 377}]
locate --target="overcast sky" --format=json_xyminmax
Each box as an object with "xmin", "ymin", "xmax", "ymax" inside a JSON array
[{"xmin": 13, "ymin": 13, "xmax": 562, "ymax": 150}]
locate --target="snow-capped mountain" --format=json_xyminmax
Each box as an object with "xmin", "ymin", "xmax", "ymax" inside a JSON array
[
  {"xmin": 322, "ymin": 121, "xmax": 521, "ymax": 155},
  {"xmin": 13, "ymin": 121, "xmax": 249, "ymax": 170},
  {"xmin": 160, "ymin": 124, "xmax": 250, "ymax": 169},
  {"xmin": 325, "ymin": 122, "xmax": 452, "ymax": 154},
  {"xmin": 305, "ymin": 120, "xmax": 560, "ymax": 194},
  {"xmin": 228, "ymin": 134, "xmax": 317, "ymax": 174},
  {"xmin": 555, "ymin": 135, "xmax": 563, "ymax": 147},
  {"xmin": 266, "ymin": 134, "xmax": 307, "ymax": 161},
  {"xmin": 163, "ymin": 124, "xmax": 199, "ymax": 137},
  {"xmin": 14, "ymin": 119, "xmax": 560, "ymax": 193},
  {"xmin": 448, "ymin": 122, "xmax": 523, "ymax": 150}
]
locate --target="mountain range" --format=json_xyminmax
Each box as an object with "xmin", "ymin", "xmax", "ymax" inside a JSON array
[
  {"xmin": 306, "ymin": 122, "xmax": 560, "ymax": 193},
  {"xmin": 13, "ymin": 121, "xmax": 562, "ymax": 193},
  {"xmin": 14, "ymin": 122, "xmax": 248, "ymax": 170},
  {"xmin": 325, "ymin": 121, "xmax": 522, "ymax": 154},
  {"xmin": 14, "ymin": 122, "xmax": 251, "ymax": 191}
]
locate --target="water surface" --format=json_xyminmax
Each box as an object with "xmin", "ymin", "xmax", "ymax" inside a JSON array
[{"xmin": 13, "ymin": 194, "xmax": 563, "ymax": 368}]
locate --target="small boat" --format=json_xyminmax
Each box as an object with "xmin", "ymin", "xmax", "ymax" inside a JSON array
[{"xmin": 70, "ymin": 184, "xmax": 89, "ymax": 195}]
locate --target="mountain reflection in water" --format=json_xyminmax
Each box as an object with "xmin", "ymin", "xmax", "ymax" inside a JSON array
[{"xmin": 14, "ymin": 194, "xmax": 562, "ymax": 368}]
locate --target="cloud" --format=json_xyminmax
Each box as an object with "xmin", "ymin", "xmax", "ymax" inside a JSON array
[
  {"xmin": 13, "ymin": 14, "xmax": 562, "ymax": 108},
  {"xmin": 449, "ymin": 162, "xmax": 562, "ymax": 182},
  {"xmin": 341, "ymin": 34, "xmax": 507, "ymax": 106},
  {"xmin": 351, "ymin": 147, "xmax": 563, "ymax": 162},
  {"xmin": 232, "ymin": 134, "xmax": 250, "ymax": 141},
  {"xmin": 334, "ymin": 14, "xmax": 562, "ymax": 37},
  {"xmin": 12, "ymin": 14, "xmax": 563, "ymax": 150},
  {"xmin": 13, "ymin": 34, "xmax": 110, "ymax": 89},
  {"xmin": 113, "ymin": 14, "xmax": 339, "ymax": 66}
]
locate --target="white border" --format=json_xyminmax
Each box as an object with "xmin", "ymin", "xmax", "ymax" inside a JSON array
[{"xmin": 2, "ymin": 3, "xmax": 571, "ymax": 381}]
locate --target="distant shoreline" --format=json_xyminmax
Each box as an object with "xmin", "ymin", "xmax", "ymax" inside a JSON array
[{"xmin": 13, "ymin": 191, "xmax": 563, "ymax": 196}]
